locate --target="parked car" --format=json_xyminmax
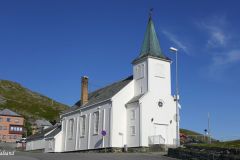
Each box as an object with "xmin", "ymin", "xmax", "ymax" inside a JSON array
[{"xmin": 16, "ymin": 138, "xmax": 26, "ymax": 143}]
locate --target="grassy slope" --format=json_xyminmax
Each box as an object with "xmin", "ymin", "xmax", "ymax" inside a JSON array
[
  {"xmin": 180, "ymin": 128, "xmax": 218, "ymax": 144},
  {"xmin": 181, "ymin": 129, "xmax": 240, "ymax": 148},
  {"xmin": 192, "ymin": 140, "xmax": 240, "ymax": 149},
  {"xmin": 180, "ymin": 128, "xmax": 202, "ymax": 136},
  {"xmin": 0, "ymin": 80, "xmax": 68, "ymax": 129}
]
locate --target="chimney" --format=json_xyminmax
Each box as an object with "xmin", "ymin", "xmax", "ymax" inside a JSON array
[{"xmin": 81, "ymin": 76, "xmax": 88, "ymax": 106}]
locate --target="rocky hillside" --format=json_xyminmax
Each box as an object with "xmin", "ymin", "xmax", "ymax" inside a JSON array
[{"xmin": 0, "ymin": 79, "xmax": 69, "ymax": 134}]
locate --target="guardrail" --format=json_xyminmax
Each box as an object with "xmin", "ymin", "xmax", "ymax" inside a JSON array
[{"xmin": 148, "ymin": 135, "xmax": 165, "ymax": 145}]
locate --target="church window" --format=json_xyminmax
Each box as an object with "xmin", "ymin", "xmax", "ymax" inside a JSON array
[
  {"xmin": 130, "ymin": 109, "xmax": 136, "ymax": 120},
  {"xmin": 68, "ymin": 119, "xmax": 74, "ymax": 139},
  {"xmin": 154, "ymin": 63, "xmax": 165, "ymax": 78},
  {"xmin": 80, "ymin": 115, "xmax": 86, "ymax": 137},
  {"xmin": 130, "ymin": 126, "xmax": 136, "ymax": 135},
  {"xmin": 135, "ymin": 63, "xmax": 145, "ymax": 79},
  {"xmin": 48, "ymin": 141, "xmax": 53, "ymax": 150},
  {"xmin": 140, "ymin": 64, "xmax": 145, "ymax": 77},
  {"xmin": 93, "ymin": 111, "xmax": 100, "ymax": 135}
]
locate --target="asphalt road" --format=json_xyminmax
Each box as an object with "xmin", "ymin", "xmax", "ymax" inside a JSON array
[{"xmin": 0, "ymin": 152, "xmax": 178, "ymax": 160}]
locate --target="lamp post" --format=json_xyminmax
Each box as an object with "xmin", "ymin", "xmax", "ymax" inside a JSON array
[{"xmin": 170, "ymin": 47, "xmax": 180, "ymax": 147}]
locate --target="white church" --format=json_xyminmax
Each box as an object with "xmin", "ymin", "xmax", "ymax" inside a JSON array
[
  {"xmin": 26, "ymin": 15, "xmax": 180, "ymax": 152},
  {"xmin": 59, "ymin": 15, "xmax": 180, "ymax": 152}
]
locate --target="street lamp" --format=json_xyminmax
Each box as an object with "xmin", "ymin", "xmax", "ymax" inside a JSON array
[{"xmin": 169, "ymin": 47, "xmax": 180, "ymax": 147}]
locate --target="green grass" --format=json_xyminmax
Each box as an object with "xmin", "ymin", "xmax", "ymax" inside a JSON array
[
  {"xmin": 0, "ymin": 79, "xmax": 69, "ymax": 135},
  {"xmin": 180, "ymin": 128, "xmax": 218, "ymax": 144},
  {"xmin": 191, "ymin": 140, "xmax": 240, "ymax": 149},
  {"xmin": 180, "ymin": 128, "xmax": 203, "ymax": 136}
]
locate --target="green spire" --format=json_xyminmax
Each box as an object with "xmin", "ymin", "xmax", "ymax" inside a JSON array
[{"xmin": 138, "ymin": 16, "xmax": 166, "ymax": 60}]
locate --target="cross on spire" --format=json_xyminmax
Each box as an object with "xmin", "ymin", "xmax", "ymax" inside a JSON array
[{"xmin": 149, "ymin": 8, "xmax": 154, "ymax": 18}]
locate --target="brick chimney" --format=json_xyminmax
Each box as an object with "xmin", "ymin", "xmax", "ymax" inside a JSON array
[{"xmin": 81, "ymin": 76, "xmax": 88, "ymax": 106}]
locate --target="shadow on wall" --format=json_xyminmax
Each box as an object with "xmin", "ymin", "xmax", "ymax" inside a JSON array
[{"xmin": 94, "ymin": 138, "xmax": 103, "ymax": 149}]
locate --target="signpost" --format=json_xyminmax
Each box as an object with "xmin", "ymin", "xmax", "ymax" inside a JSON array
[{"xmin": 101, "ymin": 130, "xmax": 107, "ymax": 152}]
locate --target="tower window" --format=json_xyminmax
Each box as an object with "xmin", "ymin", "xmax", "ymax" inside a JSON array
[
  {"xmin": 130, "ymin": 109, "xmax": 136, "ymax": 120},
  {"xmin": 135, "ymin": 63, "xmax": 145, "ymax": 79},
  {"xmin": 154, "ymin": 63, "xmax": 165, "ymax": 78}
]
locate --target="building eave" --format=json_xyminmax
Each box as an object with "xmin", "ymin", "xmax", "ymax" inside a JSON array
[
  {"xmin": 132, "ymin": 55, "xmax": 171, "ymax": 65},
  {"xmin": 60, "ymin": 99, "xmax": 112, "ymax": 117}
]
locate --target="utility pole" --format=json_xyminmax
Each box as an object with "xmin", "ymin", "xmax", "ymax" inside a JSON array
[{"xmin": 208, "ymin": 112, "xmax": 211, "ymax": 144}]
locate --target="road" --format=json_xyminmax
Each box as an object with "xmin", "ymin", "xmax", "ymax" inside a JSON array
[{"xmin": 0, "ymin": 151, "xmax": 178, "ymax": 160}]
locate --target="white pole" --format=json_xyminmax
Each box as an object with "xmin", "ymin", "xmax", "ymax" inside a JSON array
[{"xmin": 170, "ymin": 47, "xmax": 180, "ymax": 147}]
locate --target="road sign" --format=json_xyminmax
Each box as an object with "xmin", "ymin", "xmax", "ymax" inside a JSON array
[{"xmin": 101, "ymin": 130, "xmax": 106, "ymax": 136}]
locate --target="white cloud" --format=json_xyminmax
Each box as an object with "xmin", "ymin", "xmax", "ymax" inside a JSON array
[
  {"xmin": 197, "ymin": 15, "xmax": 230, "ymax": 48},
  {"xmin": 212, "ymin": 50, "xmax": 240, "ymax": 66},
  {"xmin": 162, "ymin": 30, "xmax": 189, "ymax": 54},
  {"xmin": 196, "ymin": 15, "xmax": 240, "ymax": 77},
  {"xmin": 207, "ymin": 49, "xmax": 240, "ymax": 79}
]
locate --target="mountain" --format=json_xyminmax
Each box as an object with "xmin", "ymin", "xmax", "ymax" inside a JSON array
[{"xmin": 0, "ymin": 79, "xmax": 69, "ymax": 134}]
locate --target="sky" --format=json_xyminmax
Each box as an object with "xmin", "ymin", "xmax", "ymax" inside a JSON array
[{"xmin": 0, "ymin": 0, "xmax": 240, "ymax": 140}]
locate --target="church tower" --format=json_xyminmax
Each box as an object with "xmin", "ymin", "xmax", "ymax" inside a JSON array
[{"xmin": 132, "ymin": 16, "xmax": 172, "ymax": 97}]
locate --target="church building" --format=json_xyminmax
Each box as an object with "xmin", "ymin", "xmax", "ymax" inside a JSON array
[{"xmin": 60, "ymin": 15, "xmax": 179, "ymax": 152}]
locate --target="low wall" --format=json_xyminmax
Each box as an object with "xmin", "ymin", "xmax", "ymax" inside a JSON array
[{"xmin": 168, "ymin": 145, "xmax": 240, "ymax": 160}]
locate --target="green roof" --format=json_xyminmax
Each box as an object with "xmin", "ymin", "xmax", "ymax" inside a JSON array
[{"xmin": 134, "ymin": 16, "xmax": 167, "ymax": 62}]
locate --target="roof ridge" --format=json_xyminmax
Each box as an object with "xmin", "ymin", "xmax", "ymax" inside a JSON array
[
  {"xmin": 88, "ymin": 75, "xmax": 133, "ymax": 95},
  {"xmin": 66, "ymin": 75, "xmax": 133, "ymax": 111}
]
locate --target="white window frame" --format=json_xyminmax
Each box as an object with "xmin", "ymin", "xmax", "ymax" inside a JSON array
[
  {"xmin": 140, "ymin": 64, "xmax": 145, "ymax": 78},
  {"xmin": 93, "ymin": 111, "xmax": 100, "ymax": 135},
  {"xmin": 80, "ymin": 115, "xmax": 86, "ymax": 137},
  {"xmin": 68, "ymin": 119, "xmax": 74, "ymax": 139},
  {"xmin": 135, "ymin": 63, "xmax": 145, "ymax": 80},
  {"xmin": 154, "ymin": 63, "xmax": 165, "ymax": 78},
  {"xmin": 130, "ymin": 126, "xmax": 136, "ymax": 136},
  {"xmin": 130, "ymin": 109, "xmax": 136, "ymax": 120}
]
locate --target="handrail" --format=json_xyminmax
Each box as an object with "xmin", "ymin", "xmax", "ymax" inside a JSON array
[{"xmin": 148, "ymin": 135, "xmax": 165, "ymax": 145}]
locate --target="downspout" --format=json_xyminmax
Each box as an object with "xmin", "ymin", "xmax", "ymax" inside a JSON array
[
  {"xmin": 109, "ymin": 101, "xmax": 113, "ymax": 147},
  {"xmin": 147, "ymin": 58, "xmax": 149, "ymax": 92},
  {"xmin": 139, "ymin": 102, "xmax": 142, "ymax": 146}
]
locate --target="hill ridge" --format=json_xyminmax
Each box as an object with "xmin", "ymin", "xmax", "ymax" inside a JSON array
[{"xmin": 0, "ymin": 79, "xmax": 69, "ymax": 135}]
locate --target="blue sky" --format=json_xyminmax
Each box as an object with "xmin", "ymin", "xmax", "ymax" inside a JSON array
[{"xmin": 0, "ymin": 0, "xmax": 240, "ymax": 140}]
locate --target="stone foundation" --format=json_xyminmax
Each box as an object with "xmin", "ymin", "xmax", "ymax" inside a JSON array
[
  {"xmin": 63, "ymin": 145, "xmax": 169, "ymax": 153},
  {"xmin": 168, "ymin": 146, "xmax": 240, "ymax": 160}
]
